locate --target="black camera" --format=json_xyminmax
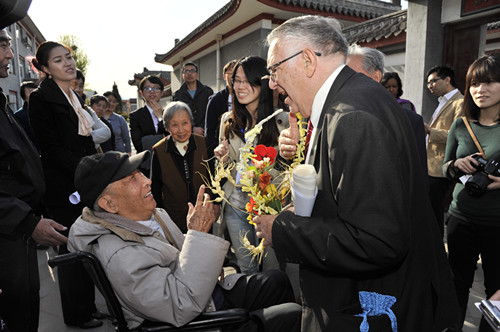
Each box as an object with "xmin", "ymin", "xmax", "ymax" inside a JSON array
[{"xmin": 465, "ymin": 155, "xmax": 500, "ymax": 197}]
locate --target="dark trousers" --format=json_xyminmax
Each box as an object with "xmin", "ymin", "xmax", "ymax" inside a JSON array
[
  {"xmin": 0, "ymin": 236, "xmax": 39, "ymax": 332},
  {"xmin": 49, "ymin": 204, "xmax": 97, "ymax": 325},
  {"xmin": 221, "ymin": 270, "xmax": 301, "ymax": 332},
  {"xmin": 429, "ymin": 176, "xmax": 452, "ymax": 236},
  {"xmin": 447, "ymin": 215, "xmax": 500, "ymax": 332}
]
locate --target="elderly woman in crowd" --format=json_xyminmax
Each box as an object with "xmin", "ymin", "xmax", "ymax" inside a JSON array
[{"xmin": 151, "ymin": 101, "xmax": 210, "ymax": 233}]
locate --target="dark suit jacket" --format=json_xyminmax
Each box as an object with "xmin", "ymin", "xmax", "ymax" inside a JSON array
[
  {"xmin": 29, "ymin": 78, "xmax": 96, "ymax": 209},
  {"xmin": 403, "ymin": 107, "xmax": 429, "ymax": 191},
  {"xmin": 204, "ymin": 87, "xmax": 230, "ymax": 156},
  {"xmin": 14, "ymin": 102, "xmax": 38, "ymax": 151},
  {"xmin": 273, "ymin": 66, "xmax": 458, "ymax": 331},
  {"xmin": 129, "ymin": 106, "xmax": 167, "ymax": 153}
]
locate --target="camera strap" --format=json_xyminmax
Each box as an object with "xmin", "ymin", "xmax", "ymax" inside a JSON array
[{"xmin": 462, "ymin": 116, "xmax": 486, "ymax": 159}]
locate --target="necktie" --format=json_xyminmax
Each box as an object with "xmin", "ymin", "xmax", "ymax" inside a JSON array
[{"xmin": 304, "ymin": 120, "xmax": 314, "ymax": 155}]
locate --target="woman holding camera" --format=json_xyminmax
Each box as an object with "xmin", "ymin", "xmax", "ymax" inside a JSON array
[{"xmin": 442, "ymin": 54, "xmax": 500, "ymax": 332}]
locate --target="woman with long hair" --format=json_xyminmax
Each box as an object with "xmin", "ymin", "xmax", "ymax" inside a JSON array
[
  {"xmin": 29, "ymin": 41, "xmax": 103, "ymax": 329},
  {"xmin": 442, "ymin": 54, "xmax": 500, "ymax": 332},
  {"xmin": 214, "ymin": 56, "xmax": 288, "ymax": 274}
]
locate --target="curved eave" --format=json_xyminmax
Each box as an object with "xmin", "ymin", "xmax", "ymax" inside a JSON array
[
  {"xmin": 155, "ymin": 0, "xmax": 400, "ymax": 66},
  {"xmin": 343, "ymin": 9, "xmax": 407, "ymax": 45},
  {"xmin": 155, "ymin": 0, "xmax": 241, "ymax": 64}
]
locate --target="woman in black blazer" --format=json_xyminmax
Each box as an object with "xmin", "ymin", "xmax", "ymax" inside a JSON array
[{"xmin": 29, "ymin": 41, "xmax": 102, "ymax": 329}]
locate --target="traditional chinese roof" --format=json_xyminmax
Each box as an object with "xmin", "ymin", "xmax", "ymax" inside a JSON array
[
  {"xmin": 343, "ymin": 9, "xmax": 407, "ymax": 44},
  {"xmin": 270, "ymin": 0, "xmax": 399, "ymax": 18},
  {"xmin": 488, "ymin": 20, "xmax": 500, "ymax": 30},
  {"xmin": 155, "ymin": 0, "xmax": 400, "ymax": 65}
]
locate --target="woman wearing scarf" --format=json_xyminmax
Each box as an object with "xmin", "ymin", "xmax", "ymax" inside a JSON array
[{"xmin": 29, "ymin": 41, "xmax": 104, "ymax": 329}]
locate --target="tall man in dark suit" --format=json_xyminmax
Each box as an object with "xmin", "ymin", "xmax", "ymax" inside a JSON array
[
  {"xmin": 204, "ymin": 59, "xmax": 237, "ymax": 165},
  {"xmin": 253, "ymin": 15, "xmax": 459, "ymax": 331},
  {"xmin": 0, "ymin": 28, "xmax": 67, "ymax": 332}
]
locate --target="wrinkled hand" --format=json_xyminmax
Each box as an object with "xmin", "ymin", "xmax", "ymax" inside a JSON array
[
  {"xmin": 279, "ymin": 112, "xmax": 299, "ymax": 160},
  {"xmin": 146, "ymin": 100, "xmax": 164, "ymax": 119},
  {"xmin": 32, "ymin": 218, "xmax": 68, "ymax": 246},
  {"xmin": 454, "ymin": 153, "xmax": 482, "ymax": 174},
  {"xmin": 193, "ymin": 127, "xmax": 204, "ymax": 136},
  {"xmin": 214, "ymin": 140, "xmax": 230, "ymax": 164},
  {"xmin": 187, "ymin": 185, "xmax": 215, "ymax": 233},
  {"xmin": 253, "ymin": 214, "xmax": 277, "ymax": 246}
]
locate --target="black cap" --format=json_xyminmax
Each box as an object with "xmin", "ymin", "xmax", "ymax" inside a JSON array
[{"xmin": 75, "ymin": 151, "xmax": 151, "ymax": 208}]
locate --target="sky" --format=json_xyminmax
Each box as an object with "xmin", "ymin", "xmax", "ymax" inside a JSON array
[
  {"xmin": 27, "ymin": 0, "xmax": 407, "ymax": 100},
  {"xmin": 27, "ymin": 0, "xmax": 229, "ymax": 99}
]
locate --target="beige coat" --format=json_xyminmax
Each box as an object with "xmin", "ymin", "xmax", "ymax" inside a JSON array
[
  {"xmin": 68, "ymin": 208, "xmax": 237, "ymax": 329},
  {"xmin": 427, "ymin": 91, "xmax": 464, "ymax": 177}
]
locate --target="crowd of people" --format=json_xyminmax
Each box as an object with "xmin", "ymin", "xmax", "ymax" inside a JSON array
[{"xmin": 1, "ymin": 12, "xmax": 500, "ymax": 332}]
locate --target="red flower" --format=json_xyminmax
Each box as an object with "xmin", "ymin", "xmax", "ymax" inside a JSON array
[
  {"xmin": 246, "ymin": 197, "xmax": 256, "ymax": 213},
  {"xmin": 259, "ymin": 172, "xmax": 271, "ymax": 191},
  {"xmin": 254, "ymin": 145, "xmax": 277, "ymax": 164}
]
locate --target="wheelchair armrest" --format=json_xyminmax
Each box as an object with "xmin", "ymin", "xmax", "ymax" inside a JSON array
[
  {"xmin": 48, "ymin": 251, "xmax": 80, "ymax": 268},
  {"xmin": 140, "ymin": 308, "xmax": 249, "ymax": 331}
]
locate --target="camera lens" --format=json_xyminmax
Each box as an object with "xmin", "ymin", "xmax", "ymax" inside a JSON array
[{"xmin": 465, "ymin": 172, "xmax": 492, "ymax": 197}]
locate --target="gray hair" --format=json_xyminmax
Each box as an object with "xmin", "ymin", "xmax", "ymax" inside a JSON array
[
  {"xmin": 348, "ymin": 44, "xmax": 385, "ymax": 75},
  {"xmin": 163, "ymin": 101, "xmax": 194, "ymax": 129},
  {"xmin": 266, "ymin": 15, "xmax": 348, "ymax": 57}
]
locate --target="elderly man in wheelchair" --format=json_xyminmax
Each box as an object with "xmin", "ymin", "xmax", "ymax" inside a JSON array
[{"xmin": 67, "ymin": 151, "xmax": 301, "ymax": 331}]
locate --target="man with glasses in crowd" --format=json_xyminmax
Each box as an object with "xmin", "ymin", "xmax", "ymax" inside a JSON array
[
  {"xmin": 173, "ymin": 62, "xmax": 213, "ymax": 135},
  {"xmin": 253, "ymin": 15, "xmax": 459, "ymax": 331},
  {"xmin": 425, "ymin": 66, "xmax": 463, "ymax": 236}
]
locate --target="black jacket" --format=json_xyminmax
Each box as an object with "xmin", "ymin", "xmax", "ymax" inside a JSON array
[
  {"xmin": 29, "ymin": 78, "xmax": 96, "ymax": 208},
  {"xmin": 0, "ymin": 89, "xmax": 44, "ymax": 238},
  {"xmin": 129, "ymin": 106, "xmax": 167, "ymax": 153},
  {"xmin": 173, "ymin": 80, "xmax": 213, "ymax": 128},
  {"xmin": 273, "ymin": 67, "xmax": 459, "ymax": 331},
  {"xmin": 204, "ymin": 87, "xmax": 230, "ymax": 157}
]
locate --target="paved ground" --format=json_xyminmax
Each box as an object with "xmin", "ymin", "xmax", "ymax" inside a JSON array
[{"xmin": 38, "ymin": 246, "xmax": 485, "ymax": 332}]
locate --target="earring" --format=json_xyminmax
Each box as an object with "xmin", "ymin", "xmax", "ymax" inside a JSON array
[{"xmin": 48, "ymin": 74, "xmax": 52, "ymax": 79}]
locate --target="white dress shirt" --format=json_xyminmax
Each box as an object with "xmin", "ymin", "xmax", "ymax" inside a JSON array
[
  {"xmin": 146, "ymin": 104, "xmax": 161, "ymax": 133},
  {"xmin": 306, "ymin": 64, "xmax": 345, "ymax": 163}
]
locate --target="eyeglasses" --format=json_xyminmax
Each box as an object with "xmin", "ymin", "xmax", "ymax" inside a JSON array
[
  {"xmin": 232, "ymin": 79, "xmax": 250, "ymax": 87},
  {"xmin": 183, "ymin": 69, "xmax": 198, "ymax": 74},
  {"xmin": 426, "ymin": 78, "xmax": 442, "ymax": 87},
  {"xmin": 143, "ymin": 87, "xmax": 162, "ymax": 93},
  {"xmin": 267, "ymin": 50, "xmax": 322, "ymax": 82}
]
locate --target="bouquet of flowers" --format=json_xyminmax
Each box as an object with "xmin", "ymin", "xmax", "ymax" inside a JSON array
[{"xmin": 205, "ymin": 109, "xmax": 307, "ymax": 262}]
